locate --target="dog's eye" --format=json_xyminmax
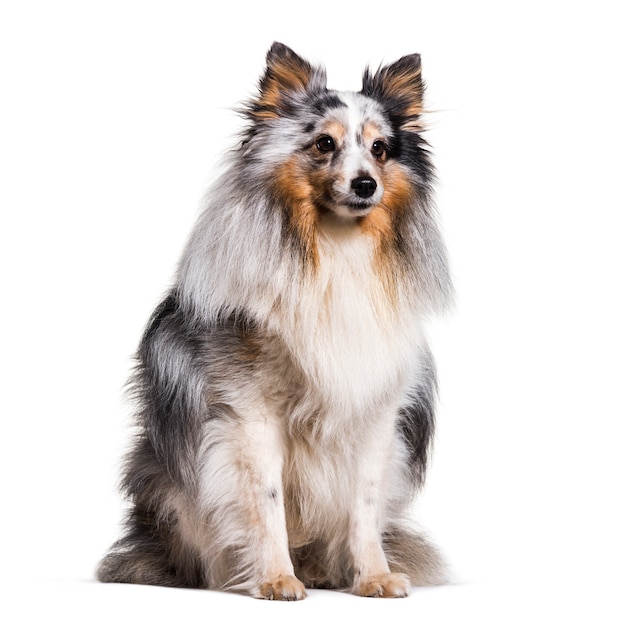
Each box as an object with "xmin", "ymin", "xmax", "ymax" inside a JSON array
[
  {"xmin": 316, "ymin": 135, "xmax": 336, "ymax": 153},
  {"xmin": 372, "ymin": 140, "xmax": 388, "ymax": 159}
]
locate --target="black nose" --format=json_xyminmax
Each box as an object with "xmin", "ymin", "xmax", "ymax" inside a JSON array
[{"xmin": 351, "ymin": 176, "xmax": 377, "ymax": 198}]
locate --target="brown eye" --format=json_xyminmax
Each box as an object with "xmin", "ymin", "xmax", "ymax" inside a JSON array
[
  {"xmin": 372, "ymin": 140, "xmax": 388, "ymax": 159},
  {"xmin": 316, "ymin": 135, "xmax": 336, "ymax": 153}
]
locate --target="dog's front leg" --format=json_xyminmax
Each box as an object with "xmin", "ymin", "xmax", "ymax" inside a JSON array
[
  {"xmin": 199, "ymin": 409, "xmax": 306, "ymax": 600},
  {"xmin": 348, "ymin": 420, "xmax": 411, "ymax": 598}
]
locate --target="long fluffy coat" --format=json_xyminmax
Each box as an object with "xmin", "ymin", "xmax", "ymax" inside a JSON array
[{"xmin": 97, "ymin": 42, "xmax": 452, "ymax": 599}]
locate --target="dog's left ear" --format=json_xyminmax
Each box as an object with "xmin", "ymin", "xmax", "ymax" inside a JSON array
[
  {"xmin": 250, "ymin": 42, "xmax": 327, "ymax": 120},
  {"xmin": 361, "ymin": 54, "xmax": 424, "ymax": 127}
]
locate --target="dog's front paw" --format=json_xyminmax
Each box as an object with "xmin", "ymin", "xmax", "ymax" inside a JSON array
[
  {"xmin": 354, "ymin": 572, "xmax": 411, "ymax": 598},
  {"xmin": 257, "ymin": 574, "xmax": 307, "ymax": 601}
]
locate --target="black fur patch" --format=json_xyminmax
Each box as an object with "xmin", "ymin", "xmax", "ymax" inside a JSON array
[
  {"xmin": 131, "ymin": 293, "xmax": 206, "ymax": 488},
  {"xmin": 389, "ymin": 130, "xmax": 435, "ymax": 184},
  {"xmin": 397, "ymin": 347, "xmax": 437, "ymax": 487},
  {"xmin": 310, "ymin": 92, "xmax": 346, "ymax": 115}
]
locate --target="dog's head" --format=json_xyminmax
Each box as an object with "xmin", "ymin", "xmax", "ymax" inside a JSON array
[{"xmin": 242, "ymin": 43, "xmax": 432, "ymax": 223}]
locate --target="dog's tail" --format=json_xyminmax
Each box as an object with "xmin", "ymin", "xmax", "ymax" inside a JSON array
[
  {"xmin": 97, "ymin": 544, "xmax": 182, "ymax": 587},
  {"xmin": 96, "ymin": 504, "xmax": 203, "ymax": 588},
  {"xmin": 383, "ymin": 524, "xmax": 448, "ymax": 586}
]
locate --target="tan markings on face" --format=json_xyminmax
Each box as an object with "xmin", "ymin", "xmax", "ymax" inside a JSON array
[
  {"xmin": 379, "ymin": 161, "xmax": 413, "ymax": 213},
  {"xmin": 360, "ymin": 203, "xmax": 393, "ymax": 245},
  {"xmin": 362, "ymin": 121, "xmax": 387, "ymax": 160},
  {"xmin": 359, "ymin": 131, "xmax": 408, "ymax": 243},
  {"xmin": 321, "ymin": 120, "xmax": 347, "ymax": 147},
  {"xmin": 273, "ymin": 157, "xmax": 320, "ymax": 267},
  {"xmin": 360, "ymin": 162, "xmax": 414, "ymax": 302}
]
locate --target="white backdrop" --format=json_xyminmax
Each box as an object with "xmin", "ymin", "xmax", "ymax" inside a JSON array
[{"xmin": 2, "ymin": 1, "xmax": 624, "ymax": 624}]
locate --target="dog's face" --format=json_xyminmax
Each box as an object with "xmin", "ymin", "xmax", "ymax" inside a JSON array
[
  {"xmin": 300, "ymin": 94, "xmax": 390, "ymax": 218},
  {"xmin": 242, "ymin": 43, "xmax": 430, "ymax": 229}
]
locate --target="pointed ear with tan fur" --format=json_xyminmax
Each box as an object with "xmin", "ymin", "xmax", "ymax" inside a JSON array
[
  {"xmin": 361, "ymin": 54, "xmax": 424, "ymax": 129},
  {"xmin": 250, "ymin": 42, "xmax": 327, "ymax": 120}
]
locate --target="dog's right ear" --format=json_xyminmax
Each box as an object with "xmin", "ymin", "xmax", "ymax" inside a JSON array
[
  {"xmin": 361, "ymin": 54, "xmax": 425, "ymax": 131},
  {"xmin": 249, "ymin": 42, "xmax": 327, "ymax": 120}
]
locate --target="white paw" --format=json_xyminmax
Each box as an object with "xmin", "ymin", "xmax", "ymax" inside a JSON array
[
  {"xmin": 355, "ymin": 572, "xmax": 411, "ymax": 598},
  {"xmin": 257, "ymin": 574, "xmax": 307, "ymax": 601}
]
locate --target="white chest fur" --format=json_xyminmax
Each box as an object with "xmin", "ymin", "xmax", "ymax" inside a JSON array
[{"xmin": 274, "ymin": 218, "xmax": 423, "ymax": 416}]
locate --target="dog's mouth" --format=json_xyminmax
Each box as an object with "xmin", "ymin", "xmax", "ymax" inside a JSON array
[
  {"xmin": 345, "ymin": 203, "xmax": 376, "ymax": 218},
  {"xmin": 318, "ymin": 191, "xmax": 379, "ymax": 218},
  {"xmin": 318, "ymin": 199, "xmax": 376, "ymax": 219},
  {"xmin": 346, "ymin": 200, "xmax": 375, "ymax": 212}
]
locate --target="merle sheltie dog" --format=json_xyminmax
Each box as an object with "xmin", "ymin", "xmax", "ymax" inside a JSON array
[{"xmin": 97, "ymin": 42, "xmax": 452, "ymax": 600}]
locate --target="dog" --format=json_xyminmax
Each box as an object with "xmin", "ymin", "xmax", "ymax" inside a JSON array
[{"xmin": 97, "ymin": 42, "xmax": 452, "ymax": 600}]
